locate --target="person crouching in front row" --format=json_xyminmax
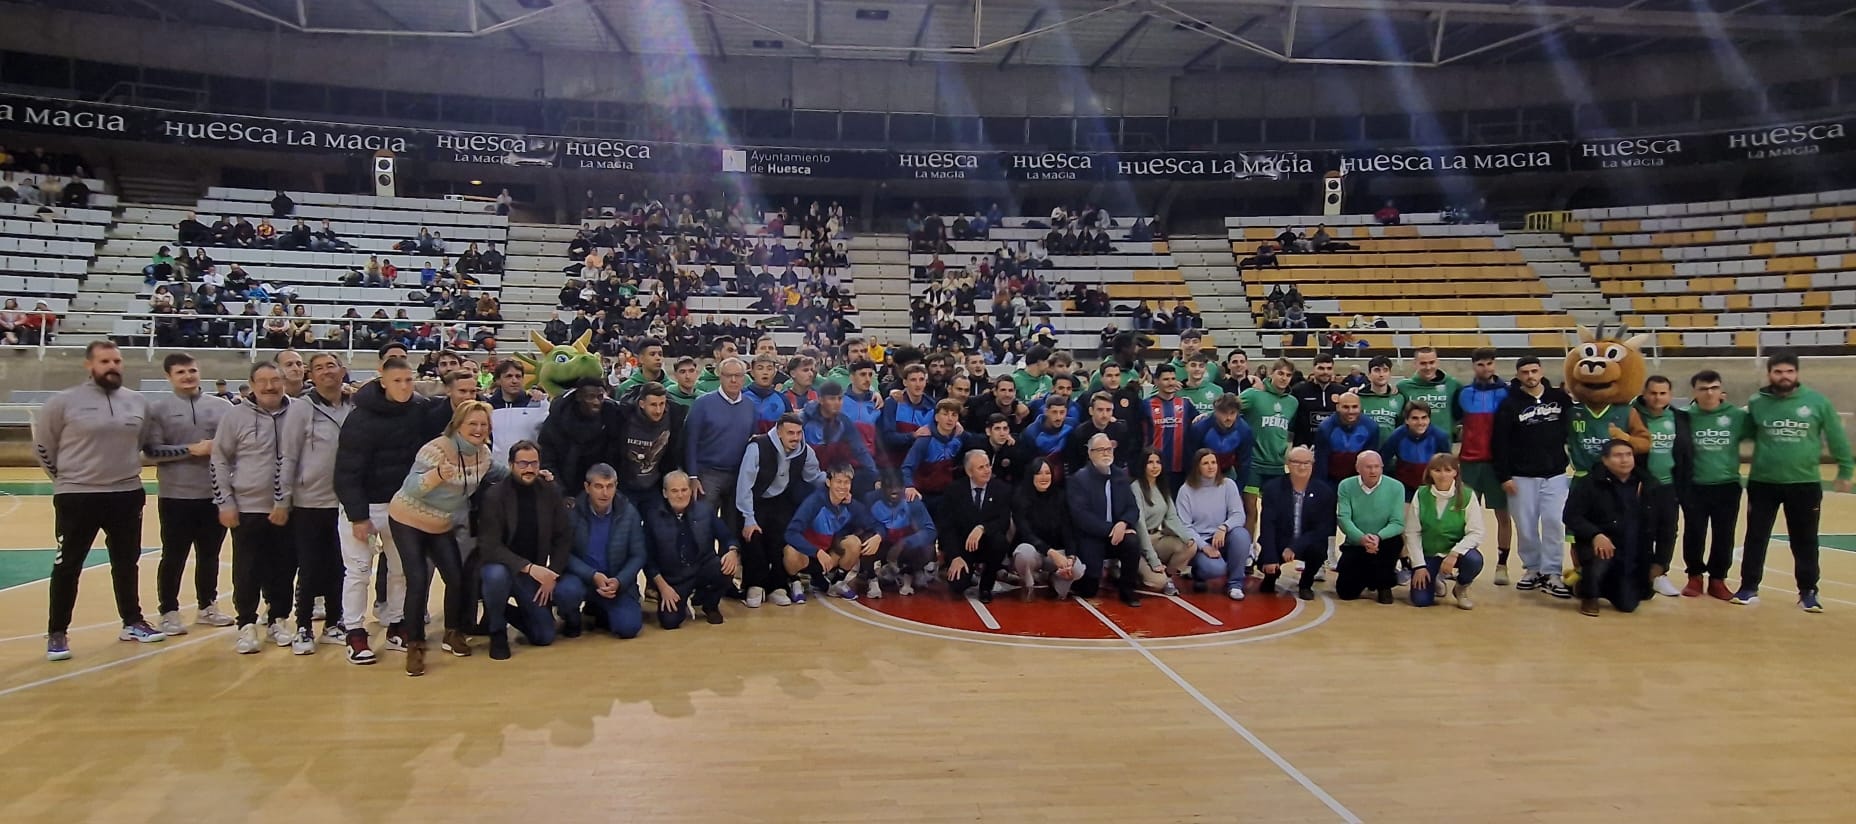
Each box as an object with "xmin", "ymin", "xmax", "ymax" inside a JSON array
[
  {"xmin": 1403, "ymin": 454, "xmax": 1485, "ymax": 610},
  {"xmin": 785, "ymin": 464, "xmax": 881, "ymax": 600},
  {"xmin": 474, "ymin": 440, "xmax": 582, "ymax": 660},
  {"xmin": 566, "ymin": 463, "xmax": 649, "ymax": 638},
  {"xmin": 1564, "ymin": 439, "xmax": 1675, "ymax": 618},
  {"xmin": 642, "ymin": 470, "xmax": 739, "ymax": 629}
]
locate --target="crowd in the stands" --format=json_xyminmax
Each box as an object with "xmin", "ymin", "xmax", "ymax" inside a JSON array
[{"xmin": 0, "ymin": 146, "xmax": 94, "ymax": 208}]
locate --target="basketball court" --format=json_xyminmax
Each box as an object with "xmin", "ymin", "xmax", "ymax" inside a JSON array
[{"xmin": 2, "ymin": 467, "xmax": 1854, "ymax": 822}]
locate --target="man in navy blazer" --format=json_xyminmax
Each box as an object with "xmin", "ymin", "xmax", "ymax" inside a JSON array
[
  {"xmin": 1257, "ymin": 446, "xmax": 1339, "ymax": 600},
  {"xmin": 1066, "ymin": 433, "xmax": 1145, "ymax": 607}
]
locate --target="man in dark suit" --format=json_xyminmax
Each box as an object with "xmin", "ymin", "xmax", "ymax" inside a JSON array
[
  {"xmin": 1066, "ymin": 433, "xmax": 1145, "ymax": 607},
  {"xmin": 935, "ymin": 450, "xmax": 1015, "ymax": 603},
  {"xmin": 1257, "ymin": 446, "xmax": 1340, "ymax": 600}
]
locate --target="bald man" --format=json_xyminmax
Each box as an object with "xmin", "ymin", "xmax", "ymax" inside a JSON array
[{"xmin": 1335, "ymin": 451, "xmax": 1406, "ymax": 604}]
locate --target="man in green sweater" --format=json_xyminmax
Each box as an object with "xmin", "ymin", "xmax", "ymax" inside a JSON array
[
  {"xmin": 666, "ymin": 357, "xmax": 703, "ymax": 408},
  {"xmin": 1732, "ymin": 354, "xmax": 1853, "ymax": 612},
  {"xmin": 1240, "ymin": 358, "xmax": 1300, "ymax": 535},
  {"xmin": 819, "ymin": 337, "xmax": 869, "ymax": 391},
  {"xmin": 1396, "ymin": 347, "xmax": 1462, "ymax": 441},
  {"xmin": 1632, "ymin": 376, "xmax": 1689, "ymax": 598},
  {"xmin": 1678, "ymin": 370, "xmax": 1745, "ymax": 600},
  {"xmin": 1335, "ymin": 451, "xmax": 1406, "ymax": 604},
  {"xmin": 1175, "ymin": 352, "xmax": 1223, "ymax": 409},
  {"xmin": 1011, "ymin": 344, "xmax": 1055, "ymax": 403},
  {"xmin": 1357, "ymin": 356, "xmax": 1405, "ymax": 448}
]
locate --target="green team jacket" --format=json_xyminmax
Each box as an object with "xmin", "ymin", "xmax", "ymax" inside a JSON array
[
  {"xmin": 1683, "ymin": 402, "xmax": 1747, "ymax": 486},
  {"xmin": 1745, "ymin": 383, "xmax": 1854, "ymax": 485},
  {"xmin": 1396, "ymin": 372, "xmax": 1462, "ymax": 439},
  {"xmin": 1356, "ymin": 385, "xmax": 1405, "ymax": 448},
  {"xmin": 1240, "ymin": 382, "xmax": 1298, "ymax": 475}
]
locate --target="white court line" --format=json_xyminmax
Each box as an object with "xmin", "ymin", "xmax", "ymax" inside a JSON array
[
  {"xmin": 821, "ymin": 594, "xmax": 1332, "ymax": 652},
  {"xmin": 1162, "ymin": 594, "xmax": 1224, "ymax": 626},
  {"xmin": 965, "ymin": 593, "xmax": 1001, "ymax": 630},
  {"xmin": 0, "ymin": 593, "xmax": 235, "ymax": 645},
  {"xmin": 1074, "ymin": 597, "xmax": 1362, "ymax": 823},
  {"xmin": 0, "ymin": 628, "xmax": 232, "ymax": 700}
]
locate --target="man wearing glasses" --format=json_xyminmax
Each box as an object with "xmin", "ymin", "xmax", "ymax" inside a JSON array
[{"xmin": 1257, "ymin": 446, "xmax": 1339, "ymax": 600}]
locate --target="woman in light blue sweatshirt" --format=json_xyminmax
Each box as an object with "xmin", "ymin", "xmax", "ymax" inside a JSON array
[{"xmin": 1175, "ymin": 448, "xmax": 1252, "ymax": 600}]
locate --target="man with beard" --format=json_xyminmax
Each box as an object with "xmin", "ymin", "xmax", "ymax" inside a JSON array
[
  {"xmin": 333, "ymin": 356, "xmax": 438, "ymax": 664},
  {"xmin": 538, "ymin": 378, "xmax": 625, "ymax": 499},
  {"xmin": 1290, "ymin": 353, "xmax": 1345, "ymax": 448},
  {"xmin": 38, "ymin": 342, "xmax": 183, "ymax": 660},
  {"xmin": 965, "ymin": 374, "xmax": 1032, "ymax": 433},
  {"xmin": 475, "ymin": 441, "xmax": 579, "ymax": 659},
  {"xmin": 1066, "ymin": 434, "xmax": 1145, "ymax": 607},
  {"xmin": 212, "ymin": 362, "xmax": 297, "ymax": 654},
  {"xmin": 1733, "ymin": 354, "xmax": 1853, "ymax": 611},
  {"xmin": 277, "ymin": 353, "xmax": 355, "ymax": 653},
  {"xmin": 1217, "ymin": 350, "xmax": 1262, "ymax": 395},
  {"xmin": 148, "ymin": 353, "xmax": 234, "ymax": 637},
  {"xmin": 1397, "ymin": 347, "xmax": 1462, "ymax": 442},
  {"xmin": 613, "ymin": 382, "xmax": 685, "ymax": 514},
  {"xmin": 804, "ymin": 381, "xmax": 877, "ymax": 494}
]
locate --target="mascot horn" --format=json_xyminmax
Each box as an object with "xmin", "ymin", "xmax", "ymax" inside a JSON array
[
  {"xmin": 512, "ymin": 331, "xmax": 605, "ymax": 398},
  {"xmin": 1563, "ymin": 323, "xmax": 1651, "ymax": 474}
]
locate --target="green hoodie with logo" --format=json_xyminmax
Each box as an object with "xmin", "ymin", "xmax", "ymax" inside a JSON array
[
  {"xmin": 1396, "ymin": 371, "xmax": 1463, "ymax": 439},
  {"xmin": 1240, "ymin": 381, "xmax": 1298, "ymax": 478},
  {"xmin": 1746, "ymin": 383, "xmax": 1853, "ymax": 485},
  {"xmin": 1356, "ymin": 383, "xmax": 1406, "ymax": 447},
  {"xmin": 1631, "ymin": 397, "xmax": 1678, "ymax": 485},
  {"xmin": 1683, "ymin": 401, "xmax": 1748, "ymax": 486}
]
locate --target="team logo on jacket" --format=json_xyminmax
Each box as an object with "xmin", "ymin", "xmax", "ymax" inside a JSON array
[
  {"xmin": 1717, "ymin": 415, "xmax": 1730, "ymax": 426},
  {"xmin": 1798, "ymin": 405, "xmax": 1812, "ymax": 417}
]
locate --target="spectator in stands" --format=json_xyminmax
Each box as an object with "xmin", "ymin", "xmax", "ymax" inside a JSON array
[
  {"xmin": 254, "ymin": 218, "xmax": 278, "ymax": 249},
  {"xmin": 281, "ymin": 218, "xmax": 311, "ymax": 251},
  {"xmin": 22, "ymin": 300, "xmax": 54, "ymax": 345},
  {"xmin": 481, "ymin": 242, "xmax": 506, "ymax": 274},
  {"xmin": 177, "ymin": 212, "xmax": 210, "ymax": 246},
  {"xmin": 232, "ymin": 217, "xmax": 256, "ymax": 248},
  {"xmin": 208, "ymin": 215, "xmax": 234, "ymax": 246},
  {"xmin": 1129, "ymin": 217, "xmax": 1153, "ymax": 242},
  {"xmin": 495, "ymin": 188, "xmax": 513, "ymax": 217},
  {"xmin": 0, "ymin": 298, "xmax": 22, "ymax": 345},
  {"xmin": 270, "ymin": 190, "xmax": 294, "ymax": 218},
  {"xmin": 312, "ymin": 219, "xmax": 350, "ymax": 252},
  {"xmin": 289, "ymin": 305, "xmax": 314, "ymax": 348},
  {"xmin": 263, "ymin": 305, "xmax": 292, "ymax": 348},
  {"xmin": 1240, "ymin": 241, "xmax": 1279, "ymax": 274},
  {"xmin": 1375, "ymin": 200, "xmax": 1401, "ymax": 226}
]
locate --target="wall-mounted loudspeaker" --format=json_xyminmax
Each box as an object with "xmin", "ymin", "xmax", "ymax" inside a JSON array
[
  {"xmin": 372, "ymin": 151, "xmax": 397, "ymax": 198},
  {"xmin": 1321, "ymin": 171, "xmax": 1344, "ymax": 217}
]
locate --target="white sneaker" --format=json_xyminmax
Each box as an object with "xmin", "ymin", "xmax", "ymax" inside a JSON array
[
  {"xmin": 267, "ymin": 622, "xmax": 293, "ymax": 647},
  {"xmin": 1227, "ymin": 586, "xmax": 1246, "ymax": 602},
  {"xmin": 745, "ymin": 586, "xmax": 766, "ymax": 608},
  {"xmin": 912, "ymin": 570, "xmax": 933, "ymax": 590},
  {"xmin": 789, "ymin": 581, "xmax": 808, "ymax": 603},
  {"xmin": 865, "ymin": 578, "xmax": 884, "ymax": 599},
  {"xmin": 235, "ymin": 624, "xmax": 262, "ymax": 654},
  {"xmin": 1652, "ymin": 575, "xmax": 1683, "ymax": 598},
  {"xmin": 291, "ymin": 628, "xmax": 316, "ymax": 655},
  {"xmin": 1453, "ymin": 583, "xmax": 1475, "ymax": 611},
  {"xmin": 1493, "ymin": 565, "xmax": 1510, "ymax": 587},
  {"xmin": 991, "ymin": 580, "xmax": 1014, "ymax": 594},
  {"xmin": 319, "ymin": 626, "xmax": 347, "ymax": 645},
  {"xmin": 768, "ymin": 588, "xmax": 793, "ymax": 606},
  {"xmin": 197, "ymin": 604, "xmax": 235, "ymax": 627},
  {"xmin": 158, "ymin": 611, "xmax": 190, "ymax": 637},
  {"xmin": 827, "ymin": 579, "xmax": 856, "ymax": 600},
  {"xmin": 897, "ymin": 577, "xmax": 916, "ymax": 596}
]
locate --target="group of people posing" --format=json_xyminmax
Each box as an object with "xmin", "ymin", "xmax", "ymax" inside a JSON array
[{"xmin": 33, "ymin": 336, "xmax": 1850, "ymax": 676}]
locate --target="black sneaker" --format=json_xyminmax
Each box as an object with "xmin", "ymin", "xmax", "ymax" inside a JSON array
[
  {"xmin": 1543, "ymin": 574, "xmax": 1574, "ymax": 599},
  {"xmin": 1375, "ymin": 588, "xmax": 1394, "ymax": 605},
  {"xmin": 1119, "ymin": 591, "xmax": 1143, "ymax": 607},
  {"xmin": 705, "ymin": 609, "xmax": 725, "ymax": 625},
  {"xmin": 488, "ymin": 631, "xmax": 511, "ymax": 661},
  {"xmin": 1297, "ymin": 587, "xmax": 1315, "ymax": 601},
  {"xmin": 1514, "ymin": 572, "xmax": 1543, "ymax": 591}
]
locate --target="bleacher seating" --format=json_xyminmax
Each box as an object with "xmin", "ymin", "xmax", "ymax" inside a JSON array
[
  {"xmin": 0, "ymin": 183, "xmax": 113, "ymax": 344},
  {"xmin": 1565, "ymin": 189, "xmax": 1856, "ymax": 351},
  {"xmin": 1228, "ymin": 213, "xmax": 1572, "ymax": 353}
]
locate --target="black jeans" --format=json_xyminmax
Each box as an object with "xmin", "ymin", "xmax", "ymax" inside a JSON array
[
  {"xmin": 1741, "ymin": 481, "xmax": 1822, "ymax": 592},
  {"xmin": 1336, "ymin": 537, "xmax": 1404, "ymax": 600},
  {"xmin": 740, "ymin": 495, "xmax": 798, "ymax": 593},
  {"xmin": 659, "ymin": 560, "xmax": 730, "ymax": 628},
  {"xmin": 1681, "ymin": 482, "xmax": 1742, "ymax": 580},
  {"xmin": 48, "ymin": 490, "xmax": 146, "ymax": 634},
  {"xmin": 947, "ymin": 531, "xmax": 1011, "ymax": 596},
  {"xmin": 1071, "ymin": 533, "xmax": 1142, "ymax": 598},
  {"xmin": 157, "ymin": 497, "xmax": 226, "ymax": 614},
  {"xmin": 232, "ymin": 513, "xmax": 296, "ymax": 628},
  {"xmin": 389, "ymin": 518, "xmax": 466, "ymax": 643},
  {"xmin": 292, "ymin": 507, "xmax": 343, "ymax": 630}
]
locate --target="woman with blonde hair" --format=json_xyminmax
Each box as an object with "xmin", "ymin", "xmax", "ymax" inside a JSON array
[
  {"xmin": 1403, "ymin": 453, "xmax": 1485, "ymax": 609},
  {"xmin": 388, "ymin": 400, "xmax": 505, "ymax": 675}
]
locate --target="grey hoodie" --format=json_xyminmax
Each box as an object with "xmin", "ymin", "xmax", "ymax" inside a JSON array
[
  {"xmin": 210, "ymin": 395, "xmax": 292, "ymax": 514},
  {"xmin": 33, "ymin": 380, "xmax": 179, "ymax": 495},
  {"xmin": 278, "ymin": 389, "xmax": 352, "ymax": 510},
  {"xmin": 147, "ymin": 389, "xmax": 233, "ymax": 500}
]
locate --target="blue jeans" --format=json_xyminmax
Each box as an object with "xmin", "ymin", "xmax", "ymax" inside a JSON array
[
  {"xmin": 1409, "ymin": 548, "xmax": 1484, "ymax": 607},
  {"xmin": 583, "ymin": 586, "xmax": 643, "ymax": 639},
  {"xmin": 480, "ymin": 562, "xmax": 587, "ymax": 645},
  {"xmin": 1187, "ymin": 527, "xmax": 1254, "ymax": 588}
]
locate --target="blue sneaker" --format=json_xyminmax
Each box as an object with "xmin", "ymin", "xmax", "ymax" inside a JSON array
[
  {"xmin": 1800, "ymin": 590, "xmax": 1824, "ymax": 613},
  {"xmin": 46, "ymin": 631, "xmax": 71, "ymax": 662},
  {"xmin": 1729, "ymin": 587, "xmax": 1759, "ymax": 606},
  {"xmin": 789, "ymin": 582, "xmax": 808, "ymax": 604},
  {"xmin": 117, "ymin": 621, "xmax": 167, "ymax": 643}
]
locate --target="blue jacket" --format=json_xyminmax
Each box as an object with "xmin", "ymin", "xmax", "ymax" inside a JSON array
[
  {"xmin": 1385, "ymin": 425, "xmax": 1453, "ymax": 495},
  {"xmin": 640, "ymin": 497, "xmax": 738, "ymax": 585},
  {"xmin": 878, "ymin": 392, "xmax": 936, "ymax": 465},
  {"xmin": 684, "ymin": 390, "xmax": 758, "ymax": 477},
  {"xmin": 1312, "ymin": 416, "xmax": 1382, "ymax": 484},
  {"xmin": 744, "ymin": 383, "xmax": 793, "ymax": 435},
  {"xmin": 802, "ymin": 401, "xmax": 877, "ymax": 476},
  {"xmin": 1065, "ymin": 464, "xmax": 1140, "ymax": 548},
  {"xmin": 1256, "ymin": 475, "xmax": 1338, "ymax": 567},
  {"xmin": 567, "ymin": 492, "xmax": 649, "ymax": 597},
  {"xmin": 1188, "ymin": 415, "xmax": 1254, "ymax": 484},
  {"xmin": 841, "ymin": 388, "xmax": 884, "ymax": 459},
  {"xmin": 902, "ymin": 430, "xmax": 967, "ymax": 496},
  {"xmin": 785, "ymin": 488, "xmax": 878, "ymax": 556},
  {"xmin": 864, "ymin": 491, "xmax": 938, "ymax": 555}
]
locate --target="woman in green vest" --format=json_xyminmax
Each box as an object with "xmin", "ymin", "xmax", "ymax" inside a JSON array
[{"xmin": 1403, "ymin": 454, "xmax": 1485, "ymax": 609}]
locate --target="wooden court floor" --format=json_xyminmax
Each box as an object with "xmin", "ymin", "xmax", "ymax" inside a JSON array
[{"xmin": 2, "ymin": 468, "xmax": 1855, "ymax": 823}]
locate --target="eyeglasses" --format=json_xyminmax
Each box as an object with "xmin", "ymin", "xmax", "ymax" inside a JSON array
[
  {"xmin": 1088, "ymin": 447, "xmax": 1114, "ymax": 454},
  {"xmin": 513, "ymin": 460, "xmax": 541, "ymax": 468}
]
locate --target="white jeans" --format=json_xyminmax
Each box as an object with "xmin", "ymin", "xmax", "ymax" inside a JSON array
[
  {"xmin": 339, "ymin": 503, "xmax": 407, "ymax": 631},
  {"xmin": 1508, "ymin": 475, "xmax": 1570, "ymax": 576}
]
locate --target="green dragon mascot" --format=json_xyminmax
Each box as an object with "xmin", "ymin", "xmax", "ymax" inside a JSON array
[{"xmin": 512, "ymin": 330, "xmax": 604, "ymax": 398}]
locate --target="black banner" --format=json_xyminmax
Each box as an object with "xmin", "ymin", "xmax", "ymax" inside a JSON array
[{"xmin": 4, "ymin": 92, "xmax": 1854, "ymax": 181}]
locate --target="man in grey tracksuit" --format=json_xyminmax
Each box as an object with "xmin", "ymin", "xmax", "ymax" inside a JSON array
[
  {"xmin": 148, "ymin": 353, "xmax": 235, "ymax": 637},
  {"xmin": 278, "ymin": 352, "xmax": 353, "ymax": 653},
  {"xmin": 36, "ymin": 341, "xmax": 188, "ymax": 661},
  {"xmin": 212, "ymin": 362, "xmax": 297, "ymax": 654}
]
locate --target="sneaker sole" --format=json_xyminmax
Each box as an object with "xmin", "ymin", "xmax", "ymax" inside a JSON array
[
  {"xmin": 1730, "ymin": 597, "xmax": 1759, "ymax": 606},
  {"xmin": 46, "ymin": 651, "xmax": 71, "ymax": 662},
  {"xmin": 119, "ymin": 634, "xmax": 167, "ymax": 644},
  {"xmin": 292, "ymin": 646, "xmax": 316, "ymax": 656}
]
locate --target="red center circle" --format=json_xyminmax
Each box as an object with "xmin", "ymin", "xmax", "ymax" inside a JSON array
[{"xmin": 853, "ymin": 584, "xmax": 1300, "ymax": 640}]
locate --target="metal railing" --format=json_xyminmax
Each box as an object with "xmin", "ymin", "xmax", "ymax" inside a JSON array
[
  {"xmin": 1256, "ymin": 321, "xmax": 1856, "ymax": 363},
  {"xmin": 9, "ymin": 310, "xmax": 524, "ymax": 362}
]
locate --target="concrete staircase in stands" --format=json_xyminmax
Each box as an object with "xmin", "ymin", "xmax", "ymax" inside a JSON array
[
  {"xmin": 1508, "ymin": 230, "xmax": 1615, "ymax": 328},
  {"xmin": 846, "ymin": 235, "xmax": 910, "ymax": 347},
  {"xmin": 116, "ymin": 173, "xmax": 202, "ymax": 207},
  {"xmin": 499, "ymin": 223, "xmax": 578, "ymax": 343},
  {"xmin": 1171, "ymin": 235, "xmax": 1259, "ymax": 350},
  {"xmin": 67, "ymin": 203, "xmax": 191, "ymax": 340}
]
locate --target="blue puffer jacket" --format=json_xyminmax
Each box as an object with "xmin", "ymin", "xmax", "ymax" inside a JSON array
[
  {"xmin": 567, "ymin": 492, "xmax": 648, "ymax": 596},
  {"xmin": 744, "ymin": 383, "xmax": 792, "ymax": 435},
  {"xmin": 640, "ymin": 497, "xmax": 738, "ymax": 585}
]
